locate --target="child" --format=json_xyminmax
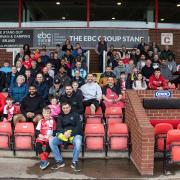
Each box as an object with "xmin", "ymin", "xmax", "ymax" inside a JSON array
[
  {"xmin": 2, "ymin": 96, "xmax": 17, "ymax": 124},
  {"xmin": 168, "ymin": 81, "xmax": 176, "ymax": 90},
  {"xmin": 36, "ymin": 107, "xmax": 56, "ymax": 170},
  {"xmin": 132, "ymin": 73, "xmax": 147, "ymax": 90},
  {"xmin": 72, "ymin": 81, "xmax": 83, "ymax": 99},
  {"xmin": 23, "ymin": 55, "xmax": 32, "ymax": 69},
  {"xmin": 48, "ymin": 96, "xmax": 61, "ymax": 121}
]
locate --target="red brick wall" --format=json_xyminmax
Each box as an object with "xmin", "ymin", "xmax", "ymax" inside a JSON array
[
  {"xmin": 0, "ymin": 49, "xmax": 13, "ymax": 66},
  {"xmin": 125, "ymin": 90, "xmax": 154, "ymax": 175},
  {"xmin": 137, "ymin": 90, "xmax": 180, "ymax": 120}
]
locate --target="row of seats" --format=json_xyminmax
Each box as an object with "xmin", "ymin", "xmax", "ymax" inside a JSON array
[
  {"xmin": 154, "ymin": 122, "xmax": 180, "ymax": 174},
  {"xmin": 0, "ymin": 106, "xmax": 130, "ymax": 157},
  {"xmin": 84, "ymin": 106, "xmax": 129, "ymax": 153}
]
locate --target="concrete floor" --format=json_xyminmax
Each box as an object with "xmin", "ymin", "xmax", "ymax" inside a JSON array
[{"xmin": 1, "ymin": 158, "xmax": 180, "ymax": 179}]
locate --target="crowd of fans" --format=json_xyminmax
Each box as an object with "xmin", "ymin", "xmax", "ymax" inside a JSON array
[{"xmin": 0, "ymin": 37, "xmax": 179, "ymax": 171}]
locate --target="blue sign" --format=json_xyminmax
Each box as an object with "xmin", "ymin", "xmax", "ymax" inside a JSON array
[{"xmin": 155, "ymin": 90, "xmax": 171, "ymax": 98}]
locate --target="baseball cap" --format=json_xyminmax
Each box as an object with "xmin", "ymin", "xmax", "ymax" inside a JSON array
[{"xmin": 54, "ymin": 79, "xmax": 61, "ymax": 84}]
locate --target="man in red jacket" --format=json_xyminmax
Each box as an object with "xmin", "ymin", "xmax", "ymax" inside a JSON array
[{"xmin": 148, "ymin": 68, "xmax": 168, "ymax": 90}]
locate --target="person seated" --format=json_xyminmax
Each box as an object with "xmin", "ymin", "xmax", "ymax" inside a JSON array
[
  {"xmin": 126, "ymin": 59, "xmax": 135, "ymax": 75},
  {"xmin": 62, "ymin": 39, "xmax": 73, "ymax": 51},
  {"xmin": 16, "ymin": 60, "xmax": 26, "ymax": 75},
  {"xmin": 6, "ymin": 66, "xmax": 19, "ymax": 89},
  {"xmin": 62, "ymin": 49, "xmax": 74, "ymax": 66},
  {"xmin": 22, "ymin": 54, "xmax": 32, "ymax": 70},
  {"xmin": 81, "ymin": 73, "xmax": 102, "ymax": 114},
  {"xmin": 0, "ymin": 93, "xmax": 6, "ymax": 116},
  {"xmin": 71, "ymin": 61, "xmax": 87, "ymax": 79},
  {"xmin": 72, "ymin": 81, "xmax": 83, "ymax": 99},
  {"xmin": 160, "ymin": 59, "xmax": 173, "ymax": 81},
  {"xmin": 71, "ymin": 70, "xmax": 85, "ymax": 88},
  {"xmin": 132, "ymin": 73, "xmax": 147, "ymax": 90},
  {"xmin": 54, "ymin": 67, "xmax": 71, "ymax": 87},
  {"xmin": 107, "ymin": 49, "xmax": 118, "ymax": 70},
  {"xmin": 24, "ymin": 69, "xmax": 35, "ymax": 87},
  {"xmin": 33, "ymin": 73, "xmax": 49, "ymax": 102},
  {"xmin": 160, "ymin": 45, "xmax": 174, "ymax": 60},
  {"xmin": 167, "ymin": 54, "xmax": 177, "ymax": 73},
  {"xmin": 49, "ymin": 79, "xmax": 64, "ymax": 100},
  {"xmin": 1, "ymin": 96, "xmax": 18, "ymax": 127},
  {"xmin": 123, "ymin": 53, "xmax": 130, "ymax": 65},
  {"xmin": 48, "ymin": 96, "xmax": 61, "ymax": 121},
  {"xmin": 141, "ymin": 59, "xmax": 154, "ymax": 83},
  {"xmin": 168, "ymin": 81, "xmax": 176, "ymax": 90},
  {"xmin": 42, "ymin": 67, "xmax": 53, "ymax": 88},
  {"xmin": 58, "ymin": 57, "xmax": 71, "ymax": 76},
  {"xmin": 99, "ymin": 66, "xmax": 116, "ymax": 87},
  {"xmin": 0, "ymin": 71, "xmax": 6, "ymax": 92},
  {"xmin": 113, "ymin": 59, "xmax": 128, "ymax": 79},
  {"xmin": 60, "ymin": 84, "xmax": 84, "ymax": 116},
  {"xmin": 40, "ymin": 49, "xmax": 50, "ymax": 67},
  {"xmin": 148, "ymin": 68, "xmax": 168, "ymax": 90},
  {"xmin": 36, "ymin": 107, "xmax": 56, "ymax": 170},
  {"xmin": 0, "ymin": 61, "xmax": 11, "ymax": 74},
  {"xmin": 72, "ymin": 43, "xmax": 86, "ymax": 58},
  {"xmin": 49, "ymin": 102, "xmax": 82, "ymax": 172},
  {"xmin": 152, "ymin": 54, "xmax": 161, "ymax": 69},
  {"xmin": 31, "ymin": 60, "xmax": 41, "ymax": 78},
  {"xmin": 8, "ymin": 75, "xmax": 28, "ymax": 104},
  {"xmin": 14, "ymin": 86, "xmax": 44, "ymax": 124},
  {"xmin": 102, "ymin": 76, "xmax": 124, "ymax": 111},
  {"xmin": 137, "ymin": 54, "xmax": 146, "ymax": 71},
  {"xmin": 46, "ymin": 62, "xmax": 55, "ymax": 78}
]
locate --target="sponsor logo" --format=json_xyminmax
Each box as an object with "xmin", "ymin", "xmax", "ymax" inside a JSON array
[
  {"xmin": 155, "ymin": 90, "xmax": 171, "ymax": 98},
  {"xmin": 37, "ymin": 32, "xmax": 52, "ymax": 46}
]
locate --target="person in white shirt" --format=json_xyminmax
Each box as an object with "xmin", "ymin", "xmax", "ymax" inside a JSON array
[
  {"xmin": 132, "ymin": 72, "xmax": 147, "ymax": 90},
  {"xmin": 80, "ymin": 73, "xmax": 102, "ymax": 114}
]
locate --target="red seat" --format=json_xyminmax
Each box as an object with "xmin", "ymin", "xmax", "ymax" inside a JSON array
[
  {"xmin": 0, "ymin": 122, "xmax": 12, "ymax": 149},
  {"xmin": 166, "ymin": 130, "xmax": 180, "ymax": 162},
  {"xmin": 108, "ymin": 123, "xmax": 128, "ymax": 150},
  {"xmin": 14, "ymin": 122, "xmax": 35, "ymax": 150},
  {"xmin": 86, "ymin": 118, "xmax": 102, "ymax": 124},
  {"xmin": 85, "ymin": 106, "xmax": 102, "ymax": 118},
  {"xmin": 106, "ymin": 117, "xmax": 122, "ymax": 124},
  {"xmin": 154, "ymin": 123, "xmax": 173, "ymax": 152},
  {"xmin": 85, "ymin": 124, "xmax": 105, "ymax": 150},
  {"xmin": 177, "ymin": 124, "xmax": 180, "ymax": 129},
  {"xmin": 105, "ymin": 107, "xmax": 122, "ymax": 118}
]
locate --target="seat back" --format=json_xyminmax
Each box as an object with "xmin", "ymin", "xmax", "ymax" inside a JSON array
[
  {"xmin": 154, "ymin": 123, "xmax": 173, "ymax": 152},
  {"xmin": 14, "ymin": 122, "xmax": 35, "ymax": 150},
  {"xmin": 105, "ymin": 107, "xmax": 122, "ymax": 118},
  {"xmin": 85, "ymin": 124, "xmax": 105, "ymax": 136},
  {"xmin": 167, "ymin": 130, "xmax": 180, "ymax": 162},
  {"xmin": 106, "ymin": 117, "xmax": 122, "ymax": 125},
  {"xmin": 0, "ymin": 122, "xmax": 12, "ymax": 149},
  {"xmin": 86, "ymin": 118, "xmax": 102, "ymax": 124},
  {"xmin": 108, "ymin": 123, "xmax": 128, "ymax": 137},
  {"xmin": 85, "ymin": 106, "xmax": 102, "ymax": 118},
  {"xmin": 14, "ymin": 122, "xmax": 35, "ymax": 136},
  {"xmin": 0, "ymin": 122, "xmax": 12, "ymax": 136},
  {"xmin": 177, "ymin": 124, "xmax": 180, "ymax": 130}
]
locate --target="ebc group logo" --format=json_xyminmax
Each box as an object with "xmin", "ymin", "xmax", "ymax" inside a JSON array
[{"xmin": 37, "ymin": 32, "xmax": 52, "ymax": 46}]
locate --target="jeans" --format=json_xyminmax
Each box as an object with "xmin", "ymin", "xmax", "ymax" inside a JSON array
[{"xmin": 49, "ymin": 135, "xmax": 82, "ymax": 163}]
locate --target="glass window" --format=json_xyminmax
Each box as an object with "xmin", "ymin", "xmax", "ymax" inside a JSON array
[
  {"xmin": 90, "ymin": 0, "xmax": 155, "ymax": 22},
  {"xmin": 23, "ymin": 0, "xmax": 87, "ymax": 22},
  {"xmin": 0, "ymin": 0, "xmax": 18, "ymax": 22},
  {"xmin": 159, "ymin": 0, "xmax": 180, "ymax": 23}
]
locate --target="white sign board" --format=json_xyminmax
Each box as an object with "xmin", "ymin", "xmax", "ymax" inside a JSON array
[{"xmin": 161, "ymin": 33, "xmax": 173, "ymax": 45}]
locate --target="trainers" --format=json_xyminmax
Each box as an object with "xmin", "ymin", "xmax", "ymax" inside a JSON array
[
  {"xmin": 90, "ymin": 104, "xmax": 96, "ymax": 114},
  {"xmin": 40, "ymin": 160, "xmax": 50, "ymax": 170},
  {"xmin": 51, "ymin": 161, "xmax": 65, "ymax": 170},
  {"xmin": 71, "ymin": 161, "xmax": 81, "ymax": 172}
]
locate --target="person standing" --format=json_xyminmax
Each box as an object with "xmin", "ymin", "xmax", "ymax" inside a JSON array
[{"xmin": 95, "ymin": 36, "xmax": 107, "ymax": 72}]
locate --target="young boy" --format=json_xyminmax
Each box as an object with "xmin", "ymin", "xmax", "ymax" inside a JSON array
[
  {"xmin": 2, "ymin": 96, "xmax": 17, "ymax": 125},
  {"xmin": 36, "ymin": 107, "xmax": 56, "ymax": 170}
]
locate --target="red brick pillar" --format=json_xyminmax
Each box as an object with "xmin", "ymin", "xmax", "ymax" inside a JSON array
[{"xmin": 126, "ymin": 90, "xmax": 154, "ymax": 175}]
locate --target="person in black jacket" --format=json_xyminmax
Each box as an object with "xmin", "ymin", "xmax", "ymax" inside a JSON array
[
  {"xmin": 13, "ymin": 85, "xmax": 45, "ymax": 124},
  {"xmin": 49, "ymin": 102, "xmax": 82, "ymax": 172},
  {"xmin": 0, "ymin": 71, "xmax": 6, "ymax": 92},
  {"xmin": 60, "ymin": 85, "xmax": 84, "ymax": 116}
]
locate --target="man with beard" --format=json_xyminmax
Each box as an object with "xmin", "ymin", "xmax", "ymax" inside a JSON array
[
  {"xmin": 60, "ymin": 85, "xmax": 83, "ymax": 116},
  {"xmin": 13, "ymin": 86, "xmax": 45, "ymax": 124}
]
